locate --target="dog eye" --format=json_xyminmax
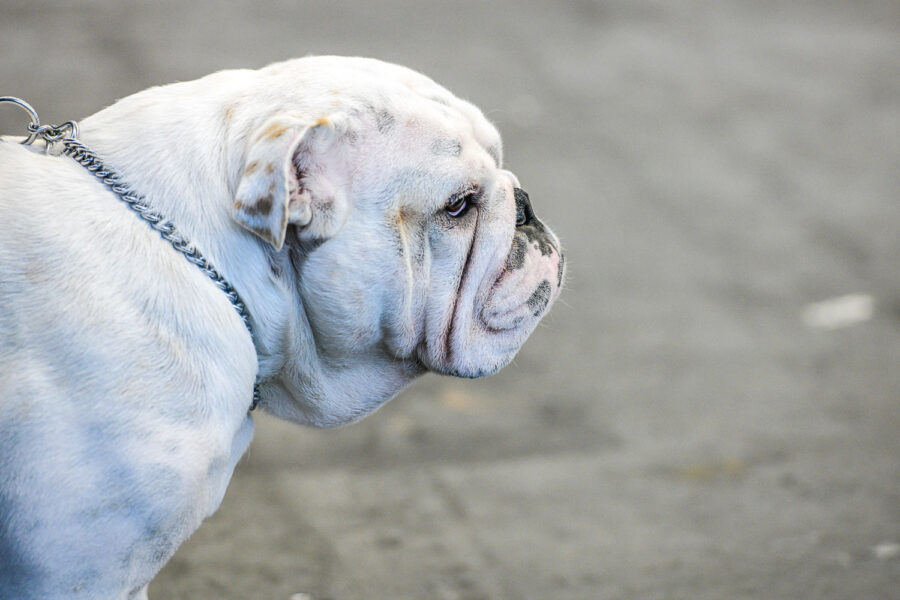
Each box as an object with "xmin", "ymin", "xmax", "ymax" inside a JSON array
[{"xmin": 446, "ymin": 189, "xmax": 476, "ymax": 217}]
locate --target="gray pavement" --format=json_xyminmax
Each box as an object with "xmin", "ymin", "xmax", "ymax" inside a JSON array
[{"xmin": 2, "ymin": 1, "xmax": 899, "ymax": 598}]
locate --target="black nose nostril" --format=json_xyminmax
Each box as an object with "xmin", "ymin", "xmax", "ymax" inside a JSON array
[
  {"xmin": 515, "ymin": 208, "xmax": 526, "ymax": 226},
  {"xmin": 514, "ymin": 187, "xmax": 534, "ymax": 227}
]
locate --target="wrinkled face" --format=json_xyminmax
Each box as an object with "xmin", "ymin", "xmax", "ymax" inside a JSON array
[
  {"xmin": 233, "ymin": 57, "xmax": 564, "ymax": 425},
  {"xmin": 299, "ymin": 99, "xmax": 565, "ymax": 379}
]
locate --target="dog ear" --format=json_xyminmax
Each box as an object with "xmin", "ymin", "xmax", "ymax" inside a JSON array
[{"xmin": 232, "ymin": 114, "xmax": 349, "ymax": 250}]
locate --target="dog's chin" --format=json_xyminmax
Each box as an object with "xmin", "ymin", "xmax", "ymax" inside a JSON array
[
  {"xmin": 417, "ymin": 308, "xmax": 531, "ymax": 380},
  {"xmin": 423, "ymin": 346, "xmax": 515, "ymax": 380}
]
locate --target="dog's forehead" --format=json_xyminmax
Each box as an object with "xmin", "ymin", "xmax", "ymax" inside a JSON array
[
  {"xmin": 265, "ymin": 56, "xmax": 503, "ymax": 164},
  {"xmin": 369, "ymin": 94, "xmax": 500, "ymax": 161}
]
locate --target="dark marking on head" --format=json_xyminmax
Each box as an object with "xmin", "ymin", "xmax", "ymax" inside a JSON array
[
  {"xmin": 431, "ymin": 138, "xmax": 462, "ymax": 157},
  {"xmin": 505, "ymin": 234, "xmax": 527, "ymax": 270},
  {"xmin": 527, "ymin": 280, "xmax": 552, "ymax": 316},
  {"xmin": 557, "ymin": 253, "xmax": 566, "ymax": 287},
  {"xmin": 265, "ymin": 163, "xmax": 275, "ymax": 174},
  {"xmin": 376, "ymin": 110, "xmax": 396, "ymax": 134},
  {"xmin": 317, "ymin": 197, "xmax": 335, "ymax": 219},
  {"xmin": 244, "ymin": 160, "xmax": 260, "ymax": 176}
]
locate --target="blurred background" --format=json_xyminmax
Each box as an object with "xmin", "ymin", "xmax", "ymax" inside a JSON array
[{"xmin": 2, "ymin": 1, "xmax": 898, "ymax": 598}]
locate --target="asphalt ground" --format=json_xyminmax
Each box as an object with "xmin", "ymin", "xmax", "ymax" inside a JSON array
[{"xmin": 1, "ymin": 1, "xmax": 899, "ymax": 598}]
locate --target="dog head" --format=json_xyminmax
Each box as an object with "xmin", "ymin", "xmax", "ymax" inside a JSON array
[{"xmin": 231, "ymin": 57, "xmax": 565, "ymax": 426}]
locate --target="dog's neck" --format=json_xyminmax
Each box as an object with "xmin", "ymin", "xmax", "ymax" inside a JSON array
[{"xmin": 77, "ymin": 72, "xmax": 290, "ymax": 383}]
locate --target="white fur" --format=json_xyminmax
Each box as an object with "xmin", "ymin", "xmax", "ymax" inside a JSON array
[{"xmin": 0, "ymin": 56, "xmax": 563, "ymax": 597}]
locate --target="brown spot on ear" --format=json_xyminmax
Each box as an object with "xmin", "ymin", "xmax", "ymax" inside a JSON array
[
  {"xmin": 254, "ymin": 195, "xmax": 274, "ymax": 216},
  {"xmin": 315, "ymin": 117, "xmax": 331, "ymax": 127},
  {"xmin": 235, "ymin": 194, "xmax": 274, "ymax": 217},
  {"xmin": 224, "ymin": 105, "xmax": 235, "ymax": 121},
  {"xmin": 244, "ymin": 161, "xmax": 260, "ymax": 175},
  {"xmin": 265, "ymin": 163, "xmax": 275, "ymax": 174},
  {"xmin": 259, "ymin": 122, "xmax": 289, "ymax": 141}
]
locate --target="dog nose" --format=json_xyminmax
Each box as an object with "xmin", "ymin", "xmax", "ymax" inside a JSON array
[{"xmin": 514, "ymin": 188, "xmax": 536, "ymax": 227}]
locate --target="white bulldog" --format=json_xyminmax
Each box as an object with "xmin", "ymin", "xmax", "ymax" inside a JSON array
[{"xmin": 0, "ymin": 56, "xmax": 564, "ymax": 598}]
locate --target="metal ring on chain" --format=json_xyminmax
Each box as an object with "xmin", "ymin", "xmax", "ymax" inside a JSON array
[
  {"xmin": 1, "ymin": 96, "xmax": 260, "ymax": 411},
  {"xmin": 0, "ymin": 96, "xmax": 43, "ymax": 144},
  {"xmin": 28, "ymin": 120, "xmax": 79, "ymax": 143}
]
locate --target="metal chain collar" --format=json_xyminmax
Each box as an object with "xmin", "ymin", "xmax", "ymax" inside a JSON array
[{"xmin": 1, "ymin": 96, "xmax": 260, "ymax": 411}]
